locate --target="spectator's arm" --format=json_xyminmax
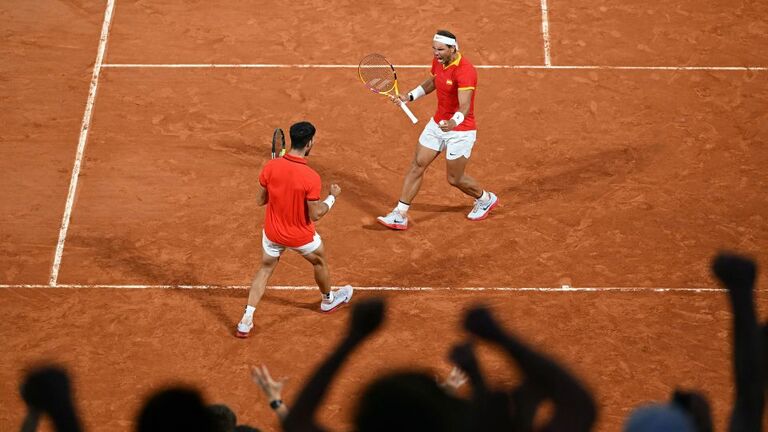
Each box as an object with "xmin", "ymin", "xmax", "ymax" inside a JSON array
[
  {"xmin": 251, "ymin": 365, "xmax": 289, "ymax": 421},
  {"xmin": 20, "ymin": 366, "xmax": 82, "ymax": 432},
  {"xmin": 448, "ymin": 341, "xmax": 488, "ymax": 399},
  {"xmin": 283, "ymin": 299, "xmax": 385, "ymax": 432},
  {"xmin": 464, "ymin": 307, "xmax": 597, "ymax": 432},
  {"xmin": 672, "ymin": 389, "xmax": 713, "ymax": 432},
  {"xmin": 19, "ymin": 410, "xmax": 40, "ymax": 432},
  {"xmin": 712, "ymin": 253, "xmax": 764, "ymax": 432}
]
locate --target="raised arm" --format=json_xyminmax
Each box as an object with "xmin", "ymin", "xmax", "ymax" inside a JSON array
[
  {"xmin": 307, "ymin": 184, "xmax": 341, "ymax": 222},
  {"xmin": 464, "ymin": 307, "xmax": 597, "ymax": 432},
  {"xmin": 20, "ymin": 366, "xmax": 82, "ymax": 432},
  {"xmin": 712, "ymin": 253, "xmax": 764, "ymax": 432},
  {"xmin": 283, "ymin": 299, "xmax": 385, "ymax": 432}
]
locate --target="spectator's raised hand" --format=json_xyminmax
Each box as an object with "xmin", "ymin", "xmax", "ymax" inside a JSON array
[
  {"xmin": 20, "ymin": 366, "xmax": 81, "ymax": 432},
  {"xmin": 21, "ymin": 366, "xmax": 74, "ymax": 413},
  {"xmin": 348, "ymin": 298, "xmax": 385, "ymax": 340},
  {"xmin": 251, "ymin": 365, "xmax": 285, "ymax": 402},
  {"xmin": 672, "ymin": 389, "xmax": 713, "ymax": 432},
  {"xmin": 712, "ymin": 253, "xmax": 757, "ymax": 291},
  {"xmin": 439, "ymin": 366, "xmax": 468, "ymax": 394},
  {"xmin": 464, "ymin": 306, "xmax": 505, "ymax": 341}
]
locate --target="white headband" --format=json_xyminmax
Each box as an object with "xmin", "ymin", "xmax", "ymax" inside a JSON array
[{"xmin": 433, "ymin": 34, "xmax": 459, "ymax": 50}]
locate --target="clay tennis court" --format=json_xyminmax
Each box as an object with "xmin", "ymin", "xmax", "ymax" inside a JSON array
[{"xmin": 2, "ymin": 0, "xmax": 768, "ymax": 430}]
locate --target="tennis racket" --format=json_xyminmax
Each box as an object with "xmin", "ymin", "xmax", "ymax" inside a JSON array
[
  {"xmin": 271, "ymin": 128, "xmax": 285, "ymax": 159},
  {"xmin": 358, "ymin": 54, "xmax": 418, "ymax": 124}
]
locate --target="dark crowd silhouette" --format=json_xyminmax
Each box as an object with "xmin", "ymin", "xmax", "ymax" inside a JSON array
[{"xmin": 17, "ymin": 252, "xmax": 765, "ymax": 431}]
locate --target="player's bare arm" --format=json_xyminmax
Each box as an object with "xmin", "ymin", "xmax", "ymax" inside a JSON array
[
  {"xmin": 307, "ymin": 184, "xmax": 341, "ymax": 221},
  {"xmin": 439, "ymin": 89, "xmax": 473, "ymax": 132},
  {"xmin": 256, "ymin": 183, "xmax": 268, "ymax": 206},
  {"xmin": 395, "ymin": 76, "xmax": 436, "ymax": 104}
]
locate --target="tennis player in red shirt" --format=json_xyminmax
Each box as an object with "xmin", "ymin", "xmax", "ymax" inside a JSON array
[
  {"xmin": 236, "ymin": 122, "xmax": 353, "ymax": 338},
  {"xmin": 377, "ymin": 30, "xmax": 498, "ymax": 230}
]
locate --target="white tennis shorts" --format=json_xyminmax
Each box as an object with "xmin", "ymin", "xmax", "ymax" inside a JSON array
[
  {"xmin": 418, "ymin": 118, "xmax": 477, "ymax": 160},
  {"xmin": 262, "ymin": 230, "xmax": 322, "ymax": 258}
]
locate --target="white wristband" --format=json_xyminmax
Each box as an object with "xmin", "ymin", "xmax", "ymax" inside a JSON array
[
  {"xmin": 323, "ymin": 195, "xmax": 336, "ymax": 210},
  {"xmin": 408, "ymin": 86, "xmax": 426, "ymax": 102},
  {"xmin": 450, "ymin": 111, "xmax": 465, "ymax": 126}
]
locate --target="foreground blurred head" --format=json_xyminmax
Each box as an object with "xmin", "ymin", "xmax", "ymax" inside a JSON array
[
  {"xmin": 354, "ymin": 371, "xmax": 469, "ymax": 432},
  {"xmin": 137, "ymin": 387, "xmax": 213, "ymax": 432}
]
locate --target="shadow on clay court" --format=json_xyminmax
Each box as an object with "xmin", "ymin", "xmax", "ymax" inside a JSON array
[
  {"xmin": 65, "ymin": 233, "xmax": 240, "ymax": 331},
  {"xmin": 262, "ymin": 292, "xmax": 319, "ymax": 312},
  {"xmin": 497, "ymin": 145, "xmax": 642, "ymax": 207}
]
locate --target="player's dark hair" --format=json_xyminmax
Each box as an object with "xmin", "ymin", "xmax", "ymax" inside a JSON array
[
  {"xmin": 289, "ymin": 121, "xmax": 316, "ymax": 150},
  {"xmin": 436, "ymin": 29, "xmax": 458, "ymax": 46}
]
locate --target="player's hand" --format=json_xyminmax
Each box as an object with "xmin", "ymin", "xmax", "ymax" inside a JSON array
[
  {"xmin": 390, "ymin": 94, "xmax": 409, "ymax": 106},
  {"xmin": 251, "ymin": 365, "xmax": 285, "ymax": 402},
  {"xmin": 329, "ymin": 184, "xmax": 341, "ymax": 197},
  {"xmin": 438, "ymin": 119, "xmax": 456, "ymax": 132}
]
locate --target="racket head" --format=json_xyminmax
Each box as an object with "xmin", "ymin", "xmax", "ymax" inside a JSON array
[
  {"xmin": 271, "ymin": 128, "xmax": 285, "ymax": 159},
  {"xmin": 358, "ymin": 53, "xmax": 398, "ymax": 95}
]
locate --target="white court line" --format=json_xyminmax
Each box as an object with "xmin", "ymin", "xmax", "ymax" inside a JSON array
[
  {"xmin": 540, "ymin": 0, "xmax": 552, "ymax": 66},
  {"xmin": 49, "ymin": 0, "xmax": 116, "ymax": 287},
  {"xmin": 101, "ymin": 63, "xmax": 768, "ymax": 71},
  {"xmin": 0, "ymin": 284, "xmax": 729, "ymax": 293}
]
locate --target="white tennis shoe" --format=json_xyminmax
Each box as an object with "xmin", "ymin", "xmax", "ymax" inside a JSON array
[
  {"xmin": 377, "ymin": 210, "xmax": 408, "ymax": 230},
  {"xmin": 235, "ymin": 320, "xmax": 253, "ymax": 338},
  {"xmin": 320, "ymin": 285, "xmax": 354, "ymax": 313},
  {"xmin": 467, "ymin": 192, "xmax": 499, "ymax": 221}
]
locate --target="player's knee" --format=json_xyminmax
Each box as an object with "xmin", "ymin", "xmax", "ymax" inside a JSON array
[
  {"xmin": 446, "ymin": 173, "xmax": 463, "ymax": 187},
  {"xmin": 262, "ymin": 257, "xmax": 279, "ymax": 269},
  {"xmin": 409, "ymin": 160, "xmax": 428, "ymax": 176}
]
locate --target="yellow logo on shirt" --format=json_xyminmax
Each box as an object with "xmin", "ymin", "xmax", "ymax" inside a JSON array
[{"xmin": 446, "ymin": 79, "xmax": 453, "ymax": 85}]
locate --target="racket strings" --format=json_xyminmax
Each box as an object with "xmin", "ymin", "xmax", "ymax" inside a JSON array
[{"xmin": 359, "ymin": 54, "xmax": 396, "ymax": 93}]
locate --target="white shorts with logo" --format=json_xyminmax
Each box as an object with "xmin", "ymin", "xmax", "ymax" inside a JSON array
[
  {"xmin": 262, "ymin": 230, "xmax": 322, "ymax": 258},
  {"xmin": 418, "ymin": 118, "xmax": 477, "ymax": 160}
]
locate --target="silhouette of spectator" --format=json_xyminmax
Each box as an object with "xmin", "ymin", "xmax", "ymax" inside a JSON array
[
  {"xmin": 208, "ymin": 404, "xmax": 237, "ymax": 432},
  {"xmin": 453, "ymin": 306, "xmax": 597, "ymax": 432},
  {"xmin": 136, "ymin": 387, "xmax": 213, "ymax": 432},
  {"xmin": 711, "ymin": 253, "xmax": 764, "ymax": 431},
  {"xmin": 19, "ymin": 366, "xmax": 82, "ymax": 432},
  {"xmin": 283, "ymin": 298, "xmax": 473, "ymax": 432}
]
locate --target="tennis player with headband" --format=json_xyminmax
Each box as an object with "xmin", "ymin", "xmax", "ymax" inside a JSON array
[{"xmin": 377, "ymin": 30, "xmax": 498, "ymax": 230}]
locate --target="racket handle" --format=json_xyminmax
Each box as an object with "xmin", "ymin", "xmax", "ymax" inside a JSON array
[{"xmin": 399, "ymin": 102, "xmax": 418, "ymax": 124}]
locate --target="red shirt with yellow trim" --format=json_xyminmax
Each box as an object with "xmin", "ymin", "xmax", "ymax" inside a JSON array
[
  {"xmin": 259, "ymin": 154, "xmax": 321, "ymax": 247},
  {"xmin": 430, "ymin": 53, "xmax": 477, "ymax": 131}
]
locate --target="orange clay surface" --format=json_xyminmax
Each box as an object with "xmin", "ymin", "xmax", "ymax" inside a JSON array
[{"xmin": 2, "ymin": 0, "xmax": 768, "ymax": 431}]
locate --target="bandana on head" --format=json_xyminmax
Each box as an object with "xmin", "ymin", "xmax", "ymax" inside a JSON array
[{"xmin": 433, "ymin": 34, "xmax": 459, "ymax": 50}]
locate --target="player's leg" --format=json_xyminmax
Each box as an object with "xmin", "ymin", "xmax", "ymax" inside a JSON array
[
  {"xmin": 400, "ymin": 144, "xmax": 441, "ymax": 205},
  {"xmin": 298, "ymin": 236, "xmax": 353, "ymax": 312},
  {"xmin": 378, "ymin": 119, "xmax": 442, "ymax": 230},
  {"xmin": 236, "ymin": 234, "xmax": 283, "ymax": 338},
  {"xmin": 445, "ymin": 155, "xmax": 483, "ymax": 198},
  {"xmin": 246, "ymin": 253, "xmax": 280, "ymax": 307},
  {"xmin": 444, "ymin": 132, "xmax": 498, "ymax": 221}
]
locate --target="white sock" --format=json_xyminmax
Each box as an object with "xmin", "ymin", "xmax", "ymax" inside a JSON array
[
  {"xmin": 480, "ymin": 191, "xmax": 490, "ymax": 202},
  {"xmin": 322, "ymin": 291, "xmax": 334, "ymax": 302},
  {"xmin": 243, "ymin": 305, "xmax": 256, "ymax": 321},
  {"xmin": 396, "ymin": 201, "xmax": 410, "ymax": 213}
]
